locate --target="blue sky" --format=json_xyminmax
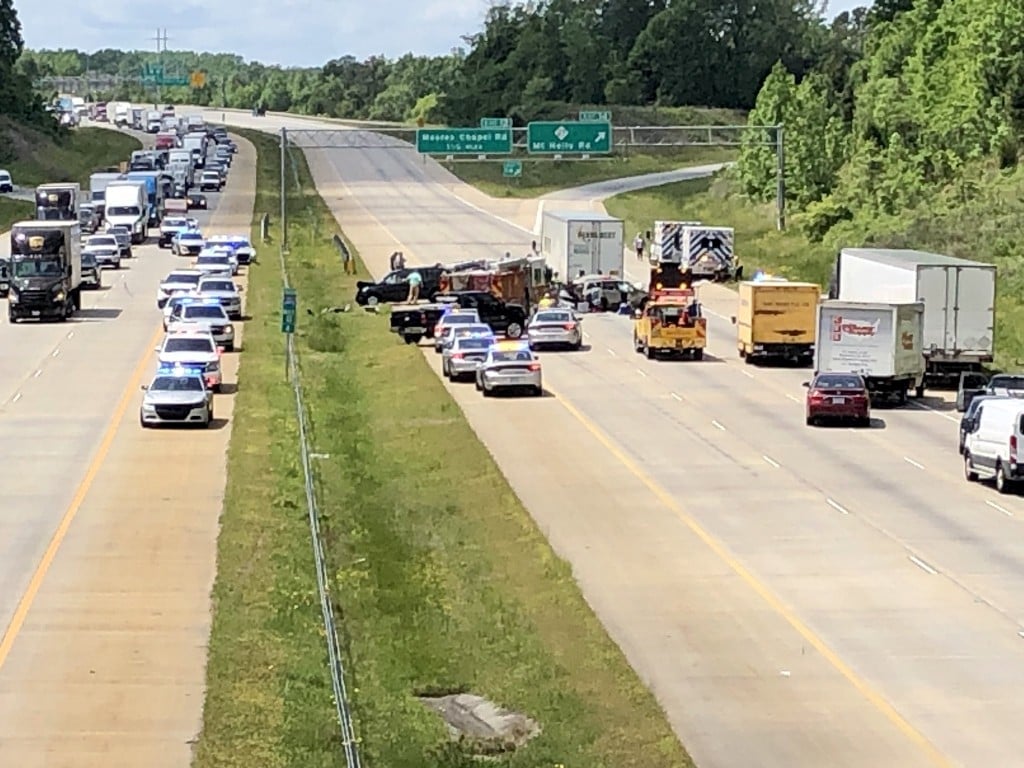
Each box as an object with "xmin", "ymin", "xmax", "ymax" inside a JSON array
[{"xmin": 14, "ymin": 0, "xmax": 870, "ymax": 68}]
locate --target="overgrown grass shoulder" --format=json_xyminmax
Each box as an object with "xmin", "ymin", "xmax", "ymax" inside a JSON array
[
  {"xmin": 0, "ymin": 117, "xmax": 141, "ymax": 187},
  {"xmin": 230, "ymin": 128, "xmax": 695, "ymax": 767},
  {"xmin": 452, "ymin": 147, "xmax": 737, "ymax": 198},
  {"xmin": 0, "ymin": 197, "xmax": 34, "ymax": 231},
  {"xmin": 192, "ymin": 138, "xmax": 341, "ymax": 767},
  {"xmin": 605, "ymin": 166, "xmax": 1024, "ymax": 368}
]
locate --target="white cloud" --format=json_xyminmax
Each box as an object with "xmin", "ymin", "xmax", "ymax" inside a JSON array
[{"xmin": 12, "ymin": 0, "xmax": 489, "ymax": 66}]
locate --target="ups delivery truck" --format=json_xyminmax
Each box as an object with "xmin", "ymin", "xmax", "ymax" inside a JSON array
[{"xmin": 8, "ymin": 221, "xmax": 83, "ymax": 323}]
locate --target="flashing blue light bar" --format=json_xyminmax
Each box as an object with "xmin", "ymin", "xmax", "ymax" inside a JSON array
[{"xmin": 156, "ymin": 362, "xmax": 205, "ymax": 376}]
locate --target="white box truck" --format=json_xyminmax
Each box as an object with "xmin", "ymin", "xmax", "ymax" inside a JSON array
[
  {"xmin": 182, "ymin": 132, "xmax": 207, "ymax": 168},
  {"xmin": 540, "ymin": 211, "xmax": 624, "ymax": 280},
  {"xmin": 103, "ymin": 182, "xmax": 149, "ymax": 243},
  {"xmin": 815, "ymin": 300, "xmax": 926, "ymax": 403},
  {"xmin": 831, "ymin": 248, "xmax": 995, "ymax": 381}
]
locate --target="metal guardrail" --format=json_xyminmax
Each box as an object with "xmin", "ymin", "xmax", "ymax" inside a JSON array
[{"xmin": 276, "ymin": 238, "xmax": 362, "ymax": 766}]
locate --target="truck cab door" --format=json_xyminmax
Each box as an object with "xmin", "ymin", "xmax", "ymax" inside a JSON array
[
  {"xmin": 956, "ymin": 371, "xmax": 989, "ymax": 412},
  {"xmin": 469, "ymin": 294, "xmax": 500, "ymax": 328}
]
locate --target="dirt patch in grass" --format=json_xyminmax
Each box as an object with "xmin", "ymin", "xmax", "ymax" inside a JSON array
[
  {"xmin": 0, "ymin": 117, "xmax": 141, "ymax": 187},
  {"xmin": 224, "ymin": 126, "xmax": 695, "ymax": 767}
]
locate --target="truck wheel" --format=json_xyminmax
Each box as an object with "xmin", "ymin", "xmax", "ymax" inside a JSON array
[
  {"xmin": 915, "ymin": 384, "xmax": 925, "ymax": 398},
  {"xmin": 506, "ymin": 322, "xmax": 523, "ymax": 339},
  {"xmin": 404, "ymin": 334, "xmax": 422, "ymax": 345},
  {"xmin": 365, "ymin": 294, "xmax": 380, "ymax": 307},
  {"xmin": 8, "ymin": 309, "xmax": 16, "ymax": 324},
  {"xmin": 634, "ymin": 335, "xmax": 642, "ymax": 353},
  {"xmin": 645, "ymin": 345, "xmax": 655, "ymax": 360},
  {"xmin": 692, "ymin": 348, "xmax": 704, "ymax": 360}
]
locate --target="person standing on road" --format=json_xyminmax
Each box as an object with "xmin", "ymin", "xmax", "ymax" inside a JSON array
[
  {"xmin": 634, "ymin": 232, "xmax": 645, "ymax": 260},
  {"xmin": 406, "ymin": 270, "xmax": 423, "ymax": 303}
]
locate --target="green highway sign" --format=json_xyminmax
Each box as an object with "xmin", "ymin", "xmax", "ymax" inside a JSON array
[
  {"xmin": 282, "ymin": 288, "xmax": 297, "ymax": 333},
  {"xmin": 502, "ymin": 160, "xmax": 522, "ymax": 178},
  {"xmin": 480, "ymin": 117, "xmax": 511, "ymax": 129},
  {"xmin": 416, "ymin": 127, "xmax": 512, "ymax": 155},
  {"xmin": 527, "ymin": 121, "xmax": 613, "ymax": 155},
  {"xmin": 579, "ymin": 110, "xmax": 612, "ymax": 122},
  {"xmin": 140, "ymin": 64, "xmax": 188, "ymax": 86}
]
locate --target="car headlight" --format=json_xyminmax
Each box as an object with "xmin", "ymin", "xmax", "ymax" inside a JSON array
[
  {"xmin": 53, "ymin": 289, "xmax": 65, "ymax": 302},
  {"xmin": 225, "ymin": 324, "xmax": 234, "ymax": 333},
  {"xmin": 8, "ymin": 290, "xmax": 18, "ymax": 304}
]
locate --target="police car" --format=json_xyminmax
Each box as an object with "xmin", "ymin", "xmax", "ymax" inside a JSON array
[
  {"xmin": 475, "ymin": 340, "xmax": 543, "ymax": 397},
  {"xmin": 156, "ymin": 329, "xmax": 223, "ymax": 390},
  {"xmin": 196, "ymin": 276, "xmax": 242, "ymax": 319},
  {"xmin": 139, "ymin": 364, "xmax": 214, "ymax": 428},
  {"xmin": 193, "ymin": 250, "xmax": 234, "ymax": 277},
  {"xmin": 162, "ymin": 291, "xmax": 197, "ymax": 328},
  {"xmin": 156, "ymin": 269, "xmax": 203, "ymax": 308},
  {"xmin": 201, "ymin": 244, "xmax": 239, "ymax": 273},
  {"xmin": 172, "ymin": 230, "xmax": 205, "ymax": 257},
  {"xmin": 206, "ymin": 234, "xmax": 255, "ymax": 265},
  {"xmin": 166, "ymin": 297, "xmax": 235, "ymax": 350}
]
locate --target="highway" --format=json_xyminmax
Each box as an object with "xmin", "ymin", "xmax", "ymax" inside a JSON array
[
  {"xmin": 183, "ymin": 108, "xmax": 1024, "ymax": 767},
  {"xmin": 0, "ymin": 134, "xmax": 256, "ymax": 765}
]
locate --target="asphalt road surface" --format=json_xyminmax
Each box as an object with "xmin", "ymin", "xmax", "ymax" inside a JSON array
[
  {"xmin": 0, "ymin": 134, "xmax": 256, "ymax": 766},
  {"xmin": 186, "ymin": 107, "xmax": 1023, "ymax": 768}
]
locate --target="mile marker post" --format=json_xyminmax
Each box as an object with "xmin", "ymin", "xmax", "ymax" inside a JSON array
[{"xmin": 282, "ymin": 287, "xmax": 297, "ymax": 379}]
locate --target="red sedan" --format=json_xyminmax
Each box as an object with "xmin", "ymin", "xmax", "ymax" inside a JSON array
[{"xmin": 804, "ymin": 372, "xmax": 871, "ymax": 427}]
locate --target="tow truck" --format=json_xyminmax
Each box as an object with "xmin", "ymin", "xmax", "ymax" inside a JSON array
[{"xmin": 633, "ymin": 287, "xmax": 707, "ymax": 360}]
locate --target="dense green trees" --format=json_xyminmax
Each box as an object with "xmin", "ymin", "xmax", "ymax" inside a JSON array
[
  {"xmin": 18, "ymin": 0, "xmax": 830, "ymax": 124},
  {"xmin": 0, "ymin": 0, "xmax": 50, "ymax": 130},
  {"xmin": 738, "ymin": 0, "xmax": 1024, "ymax": 245}
]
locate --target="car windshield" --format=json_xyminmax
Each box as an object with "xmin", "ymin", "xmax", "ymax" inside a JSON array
[
  {"xmin": 181, "ymin": 234, "xmax": 202, "ymax": 241},
  {"xmin": 109, "ymin": 227, "xmax": 128, "ymax": 235},
  {"xmin": 198, "ymin": 256, "xmax": 228, "ymax": 264},
  {"xmin": 491, "ymin": 350, "xmax": 533, "ymax": 363},
  {"xmin": 454, "ymin": 325, "xmax": 490, "ymax": 337},
  {"xmin": 444, "ymin": 314, "xmax": 479, "ymax": 325},
  {"xmin": 88, "ymin": 237, "xmax": 116, "ymax": 247},
  {"xmin": 989, "ymin": 376, "xmax": 1024, "ymax": 390},
  {"xmin": 164, "ymin": 218, "xmax": 187, "ymax": 227},
  {"xmin": 165, "ymin": 337, "xmax": 215, "ymax": 354},
  {"xmin": 458, "ymin": 338, "xmax": 492, "ymax": 351},
  {"xmin": 814, "ymin": 374, "xmax": 863, "ymax": 389},
  {"xmin": 106, "ymin": 206, "xmax": 139, "ymax": 216},
  {"xmin": 200, "ymin": 281, "xmax": 234, "ymax": 292},
  {"xmin": 534, "ymin": 311, "xmax": 571, "ymax": 323},
  {"xmin": 166, "ymin": 273, "xmax": 200, "ymax": 285},
  {"xmin": 185, "ymin": 306, "xmax": 226, "ymax": 319},
  {"xmin": 150, "ymin": 375, "xmax": 204, "ymax": 392}
]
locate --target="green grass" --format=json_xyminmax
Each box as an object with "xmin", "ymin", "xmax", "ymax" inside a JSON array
[
  {"xmin": 450, "ymin": 147, "xmax": 737, "ymax": 198},
  {"xmin": 211, "ymin": 126, "xmax": 695, "ymax": 767},
  {"xmin": 0, "ymin": 117, "xmax": 142, "ymax": 188},
  {"xmin": 0, "ymin": 197, "xmax": 34, "ymax": 231},
  {"xmin": 604, "ymin": 165, "xmax": 1024, "ymax": 369}
]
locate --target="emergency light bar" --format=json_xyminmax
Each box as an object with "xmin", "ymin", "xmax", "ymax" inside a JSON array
[{"xmin": 157, "ymin": 363, "xmax": 206, "ymax": 376}]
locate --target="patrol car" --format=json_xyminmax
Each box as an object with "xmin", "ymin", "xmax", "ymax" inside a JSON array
[
  {"xmin": 162, "ymin": 292, "xmax": 197, "ymax": 329},
  {"xmin": 196, "ymin": 276, "xmax": 242, "ymax": 319},
  {"xmin": 474, "ymin": 340, "xmax": 543, "ymax": 397},
  {"xmin": 173, "ymin": 230, "xmax": 205, "ymax": 257},
  {"xmin": 156, "ymin": 329, "xmax": 223, "ymax": 390},
  {"xmin": 139, "ymin": 364, "xmax": 214, "ymax": 428},
  {"xmin": 156, "ymin": 269, "xmax": 203, "ymax": 308},
  {"xmin": 166, "ymin": 297, "xmax": 235, "ymax": 350},
  {"xmin": 201, "ymin": 244, "xmax": 239, "ymax": 273},
  {"xmin": 193, "ymin": 251, "xmax": 234, "ymax": 277},
  {"xmin": 206, "ymin": 234, "xmax": 255, "ymax": 265}
]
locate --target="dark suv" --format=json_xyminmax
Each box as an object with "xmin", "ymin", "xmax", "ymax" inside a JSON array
[{"xmin": 355, "ymin": 266, "xmax": 444, "ymax": 306}]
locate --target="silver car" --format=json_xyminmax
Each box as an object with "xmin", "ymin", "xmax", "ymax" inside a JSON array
[
  {"xmin": 475, "ymin": 342, "xmax": 543, "ymax": 397},
  {"xmin": 166, "ymin": 299, "xmax": 236, "ymax": 350},
  {"xmin": 196, "ymin": 276, "xmax": 242, "ymax": 319},
  {"xmin": 156, "ymin": 269, "xmax": 203, "ymax": 307},
  {"xmin": 442, "ymin": 334, "xmax": 494, "ymax": 381},
  {"xmin": 105, "ymin": 224, "xmax": 133, "ymax": 257},
  {"xmin": 527, "ymin": 309, "xmax": 582, "ymax": 350},
  {"xmin": 433, "ymin": 309, "xmax": 483, "ymax": 352},
  {"xmin": 139, "ymin": 368, "xmax": 214, "ymax": 428},
  {"xmin": 194, "ymin": 252, "xmax": 233, "ymax": 276},
  {"xmin": 84, "ymin": 235, "xmax": 121, "ymax": 269},
  {"xmin": 440, "ymin": 322, "xmax": 493, "ymax": 351}
]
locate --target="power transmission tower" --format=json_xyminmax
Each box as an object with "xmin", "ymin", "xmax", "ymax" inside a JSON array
[{"xmin": 152, "ymin": 28, "xmax": 169, "ymax": 104}]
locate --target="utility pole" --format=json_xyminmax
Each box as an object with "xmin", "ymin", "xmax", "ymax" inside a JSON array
[{"xmin": 152, "ymin": 28, "xmax": 169, "ymax": 106}]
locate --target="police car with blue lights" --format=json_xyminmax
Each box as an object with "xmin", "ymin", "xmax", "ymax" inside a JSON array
[
  {"xmin": 156, "ymin": 329, "xmax": 223, "ymax": 391},
  {"xmin": 166, "ymin": 296, "xmax": 235, "ymax": 349},
  {"xmin": 474, "ymin": 340, "xmax": 543, "ymax": 397},
  {"xmin": 206, "ymin": 234, "xmax": 255, "ymax": 265},
  {"xmin": 140, "ymin": 364, "xmax": 214, "ymax": 428}
]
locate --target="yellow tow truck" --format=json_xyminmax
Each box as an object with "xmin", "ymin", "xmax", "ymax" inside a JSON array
[{"xmin": 633, "ymin": 288, "xmax": 707, "ymax": 360}]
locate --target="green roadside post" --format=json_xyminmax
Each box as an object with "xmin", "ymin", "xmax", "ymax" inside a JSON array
[{"xmin": 282, "ymin": 287, "xmax": 297, "ymax": 377}]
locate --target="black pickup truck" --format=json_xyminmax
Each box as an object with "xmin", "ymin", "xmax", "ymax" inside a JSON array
[
  {"xmin": 389, "ymin": 291, "xmax": 529, "ymax": 344},
  {"xmin": 355, "ymin": 266, "xmax": 445, "ymax": 306}
]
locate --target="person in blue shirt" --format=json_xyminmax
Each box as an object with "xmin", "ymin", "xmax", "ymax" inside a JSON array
[{"xmin": 406, "ymin": 270, "xmax": 422, "ymax": 302}]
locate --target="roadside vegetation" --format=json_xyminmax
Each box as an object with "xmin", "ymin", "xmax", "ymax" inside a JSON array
[
  {"xmin": 215, "ymin": 127, "xmax": 694, "ymax": 767},
  {"xmin": 0, "ymin": 117, "xmax": 141, "ymax": 187},
  {"xmin": 451, "ymin": 146, "xmax": 737, "ymax": 198},
  {"xmin": 0, "ymin": 197, "xmax": 33, "ymax": 231}
]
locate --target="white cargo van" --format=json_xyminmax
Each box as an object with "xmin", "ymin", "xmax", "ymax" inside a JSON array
[{"xmin": 963, "ymin": 398, "xmax": 1024, "ymax": 493}]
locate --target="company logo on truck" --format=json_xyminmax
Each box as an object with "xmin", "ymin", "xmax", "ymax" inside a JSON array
[
  {"xmin": 576, "ymin": 227, "xmax": 617, "ymax": 240},
  {"xmin": 831, "ymin": 315, "xmax": 878, "ymax": 341}
]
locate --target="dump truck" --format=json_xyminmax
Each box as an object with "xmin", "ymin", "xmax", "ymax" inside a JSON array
[
  {"xmin": 814, "ymin": 300, "xmax": 926, "ymax": 403},
  {"xmin": 736, "ymin": 279, "xmax": 819, "ymax": 365}
]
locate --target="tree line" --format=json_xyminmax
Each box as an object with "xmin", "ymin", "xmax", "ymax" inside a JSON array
[
  {"xmin": 737, "ymin": 0, "xmax": 1024, "ymax": 247},
  {"xmin": 18, "ymin": 0, "xmax": 856, "ymax": 125},
  {"xmin": 0, "ymin": 0, "xmax": 57, "ymax": 134}
]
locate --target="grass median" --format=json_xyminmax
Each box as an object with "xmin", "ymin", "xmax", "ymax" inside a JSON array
[
  {"xmin": 204, "ymin": 127, "xmax": 695, "ymax": 767},
  {"xmin": 0, "ymin": 117, "xmax": 142, "ymax": 187},
  {"xmin": 453, "ymin": 146, "xmax": 737, "ymax": 198}
]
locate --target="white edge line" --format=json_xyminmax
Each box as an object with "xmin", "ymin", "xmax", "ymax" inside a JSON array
[
  {"xmin": 826, "ymin": 497, "xmax": 849, "ymax": 515},
  {"xmin": 670, "ymin": 392, "xmax": 682, "ymax": 402},
  {"xmin": 986, "ymin": 499, "xmax": 1013, "ymax": 517},
  {"xmin": 762, "ymin": 455, "xmax": 780, "ymax": 468},
  {"xmin": 903, "ymin": 456, "xmax": 925, "ymax": 470},
  {"xmin": 11, "ymin": 392, "xmax": 21, "ymax": 403},
  {"xmin": 908, "ymin": 555, "xmax": 938, "ymax": 575},
  {"xmin": 711, "ymin": 419, "xmax": 725, "ymax": 430}
]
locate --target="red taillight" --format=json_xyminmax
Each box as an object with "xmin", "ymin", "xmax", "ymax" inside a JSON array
[
  {"xmin": 563, "ymin": 323, "xmax": 576, "ymax": 330},
  {"xmin": 527, "ymin": 363, "xmax": 541, "ymax": 371},
  {"xmin": 808, "ymin": 389, "xmax": 824, "ymax": 402},
  {"xmin": 1011, "ymin": 435, "xmax": 1018, "ymax": 463},
  {"xmin": 451, "ymin": 353, "xmax": 463, "ymax": 359}
]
